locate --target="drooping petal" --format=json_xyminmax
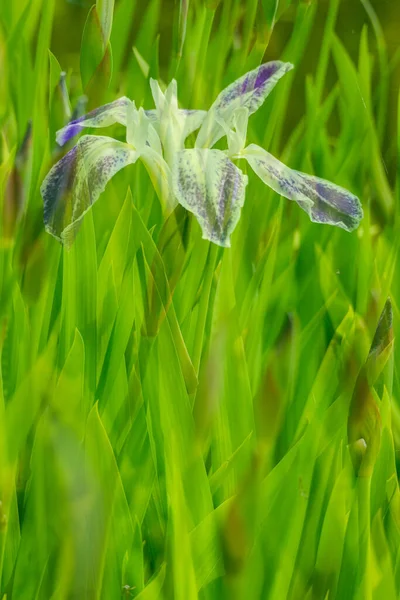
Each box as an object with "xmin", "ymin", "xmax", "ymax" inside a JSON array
[
  {"xmin": 41, "ymin": 135, "xmax": 138, "ymax": 245},
  {"xmin": 56, "ymin": 97, "xmax": 132, "ymax": 146},
  {"xmin": 196, "ymin": 61, "xmax": 293, "ymax": 148},
  {"xmin": 172, "ymin": 149, "xmax": 248, "ymax": 247},
  {"xmin": 242, "ymin": 144, "xmax": 363, "ymax": 231}
]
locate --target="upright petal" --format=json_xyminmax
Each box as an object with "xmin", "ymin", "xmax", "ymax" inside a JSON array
[
  {"xmin": 182, "ymin": 110, "xmax": 208, "ymax": 138},
  {"xmin": 41, "ymin": 135, "xmax": 138, "ymax": 245},
  {"xmin": 123, "ymin": 106, "xmax": 174, "ymax": 210},
  {"xmin": 172, "ymin": 149, "xmax": 248, "ymax": 247},
  {"xmin": 148, "ymin": 78, "xmax": 207, "ymax": 159},
  {"xmin": 140, "ymin": 148, "xmax": 175, "ymax": 213},
  {"xmin": 215, "ymin": 107, "xmax": 249, "ymax": 156},
  {"xmin": 127, "ymin": 107, "xmax": 162, "ymax": 154},
  {"xmin": 145, "ymin": 108, "xmax": 207, "ymax": 139},
  {"xmin": 56, "ymin": 97, "xmax": 132, "ymax": 146},
  {"xmin": 242, "ymin": 144, "xmax": 363, "ymax": 231},
  {"xmin": 196, "ymin": 61, "xmax": 293, "ymax": 148}
]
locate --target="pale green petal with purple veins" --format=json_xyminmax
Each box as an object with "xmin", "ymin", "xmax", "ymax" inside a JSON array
[
  {"xmin": 172, "ymin": 149, "xmax": 248, "ymax": 247},
  {"xmin": 242, "ymin": 144, "xmax": 363, "ymax": 231},
  {"xmin": 41, "ymin": 135, "xmax": 138, "ymax": 246},
  {"xmin": 56, "ymin": 97, "xmax": 133, "ymax": 146},
  {"xmin": 196, "ymin": 61, "xmax": 293, "ymax": 149},
  {"xmin": 211, "ymin": 61, "xmax": 294, "ymax": 114}
]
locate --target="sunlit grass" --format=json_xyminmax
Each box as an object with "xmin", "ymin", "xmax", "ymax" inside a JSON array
[{"xmin": 0, "ymin": 0, "xmax": 400, "ymax": 598}]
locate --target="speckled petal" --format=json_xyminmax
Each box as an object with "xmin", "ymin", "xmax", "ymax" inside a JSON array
[
  {"xmin": 196, "ymin": 61, "xmax": 293, "ymax": 149},
  {"xmin": 243, "ymin": 144, "xmax": 363, "ymax": 231},
  {"xmin": 213, "ymin": 61, "xmax": 293, "ymax": 114},
  {"xmin": 41, "ymin": 135, "xmax": 138, "ymax": 245},
  {"xmin": 172, "ymin": 149, "xmax": 248, "ymax": 247},
  {"xmin": 56, "ymin": 97, "xmax": 132, "ymax": 146}
]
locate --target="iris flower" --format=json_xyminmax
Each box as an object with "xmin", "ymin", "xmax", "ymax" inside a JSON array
[{"xmin": 41, "ymin": 61, "xmax": 363, "ymax": 247}]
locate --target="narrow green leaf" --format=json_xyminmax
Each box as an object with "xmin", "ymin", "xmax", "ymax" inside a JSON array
[{"xmin": 96, "ymin": 0, "xmax": 115, "ymax": 46}]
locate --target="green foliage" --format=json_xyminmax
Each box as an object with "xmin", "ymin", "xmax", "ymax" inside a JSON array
[{"xmin": 1, "ymin": 0, "xmax": 400, "ymax": 598}]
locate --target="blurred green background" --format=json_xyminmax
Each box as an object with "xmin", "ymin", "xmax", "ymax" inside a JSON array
[{"xmin": 1, "ymin": 0, "xmax": 400, "ymax": 598}]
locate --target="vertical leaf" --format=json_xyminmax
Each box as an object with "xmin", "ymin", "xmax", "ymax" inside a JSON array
[{"xmin": 96, "ymin": 0, "xmax": 115, "ymax": 46}]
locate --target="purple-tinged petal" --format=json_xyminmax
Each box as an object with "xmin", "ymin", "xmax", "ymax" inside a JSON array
[
  {"xmin": 144, "ymin": 109, "xmax": 158, "ymax": 122},
  {"xmin": 243, "ymin": 144, "xmax": 363, "ymax": 232},
  {"xmin": 214, "ymin": 61, "xmax": 293, "ymax": 113},
  {"xmin": 196, "ymin": 61, "xmax": 293, "ymax": 149},
  {"xmin": 56, "ymin": 97, "xmax": 132, "ymax": 146},
  {"xmin": 172, "ymin": 149, "xmax": 248, "ymax": 247},
  {"xmin": 41, "ymin": 135, "xmax": 138, "ymax": 245}
]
